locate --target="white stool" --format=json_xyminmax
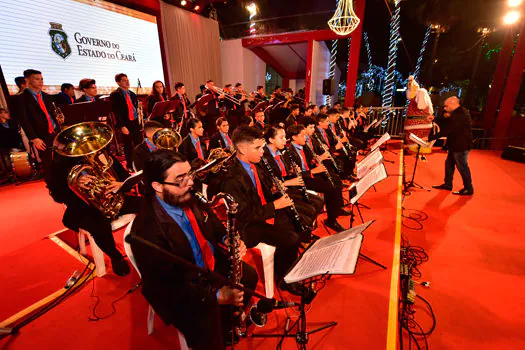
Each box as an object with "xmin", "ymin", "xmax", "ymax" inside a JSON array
[
  {"xmin": 123, "ymin": 219, "xmax": 188, "ymax": 349},
  {"xmin": 78, "ymin": 214, "xmax": 136, "ymax": 277},
  {"xmin": 251, "ymin": 243, "xmax": 276, "ymax": 298}
]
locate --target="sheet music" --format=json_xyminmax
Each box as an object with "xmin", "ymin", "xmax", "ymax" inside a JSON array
[
  {"xmin": 364, "ymin": 119, "xmax": 378, "ymax": 132},
  {"xmin": 114, "ymin": 170, "xmax": 143, "ymax": 193},
  {"xmin": 284, "ymin": 222, "xmax": 373, "ymax": 284},
  {"xmin": 409, "ymin": 133, "xmax": 430, "ymax": 148},
  {"xmin": 351, "ymin": 163, "xmax": 388, "ymax": 204},
  {"xmin": 356, "ymin": 148, "xmax": 383, "ymax": 179},
  {"xmin": 370, "ymin": 133, "xmax": 391, "ymax": 151}
]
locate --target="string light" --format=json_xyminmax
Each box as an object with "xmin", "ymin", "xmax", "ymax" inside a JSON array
[
  {"xmin": 328, "ymin": 0, "xmax": 361, "ymax": 36},
  {"xmin": 326, "ymin": 40, "xmax": 338, "ymax": 106},
  {"xmin": 363, "ymin": 32, "xmax": 372, "ymax": 70},
  {"xmin": 381, "ymin": 0, "xmax": 401, "ymax": 122},
  {"xmin": 246, "ymin": 2, "xmax": 258, "ymax": 35},
  {"xmin": 181, "ymin": 0, "xmax": 187, "ymax": 6}
]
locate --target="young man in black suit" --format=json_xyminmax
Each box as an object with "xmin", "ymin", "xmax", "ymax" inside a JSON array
[
  {"xmin": 110, "ymin": 73, "xmax": 142, "ymax": 171},
  {"xmin": 170, "ymin": 82, "xmax": 192, "ymax": 125},
  {"xmin": 222, "ymin": 126, "xmax": 302, "ymax": 285},
  {"xmin": 209, "ymin": 117, "xmax": 232, "ymax": 151},
  {"xmin": 430, "ymin": 96, "xmax": 474, "ymax": 195},
  {"xmin": 253, "ymin": 110, "xmax": 266, "ymax": 130},
  {"xmin": 284, "ymin": 104, "xmax": 301, "ymax": 130},
  {"xmin": 17, "ymin": 69, "xmax": 60, "ymax": 183},
  {"xmin": 132, "ymin": 120, "xmax": 164, "ymax": 172},
  {"xmin": 287, "ymin": 124, "xmax": 350, "ymax": 232},
  {"xmin": 130, "ymin": 150, "xmax": 257, "ymax": 348},
  {"xmin": 77, "ymin": 78, "xmax": 98, "ymax": 103},
  {"xmin": 54, "ymin": 83, "xmax": 76, "ymax": 107}
]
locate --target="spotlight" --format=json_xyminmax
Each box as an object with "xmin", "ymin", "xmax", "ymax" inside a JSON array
[
  {"xmin": 246, "ymin": 3, "xmax": 257, "ymax": 19},
  {"xmin": 194, "ymin": 5, "xmax": 200, "ymax": 11},
  {"xmin": 508, "ymin": 0, "xmax": 523, "ymax": 8},
  {"xmin": 181, "ymin": 0, "xmax": 187, "ymax": 5},
  {"xmin": 503, "ymin": 10, "xmax": 521, "ymax": 25}
]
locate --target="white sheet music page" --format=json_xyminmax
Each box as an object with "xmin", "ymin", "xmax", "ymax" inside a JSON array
[
  {"xmin": 409, "ymin": 133, "xmax": 430, "ymax": 148},
  {"xmin": 283, "ymin": 222, "xmax": 373, "ymax": 284},
  {"xmin": 352, "ymin": 163, "xmax": 388, "ymax": 204},
  {"xmin": 356, "ymin": 148, "xmax": 383, "ymax": 179},
  {"xmin": 370, "ymin": 133, "xmax": 391, "ymax": 151}
]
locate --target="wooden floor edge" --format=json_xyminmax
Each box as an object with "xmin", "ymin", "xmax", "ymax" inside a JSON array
[
  {"xmin": 48, "ymin": 235, "xmax": 92, "ymax": 266},
  {"xmin": 0, "ymin": 272, "xmax": 94, "ymax": 328},
  {"xmin": 386, "ymin": 142, "xmax": 404, "ymax": 349}
]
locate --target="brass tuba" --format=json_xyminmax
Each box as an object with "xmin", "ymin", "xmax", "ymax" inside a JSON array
[
  {"xmin": 152, "ymin": 128, "xmax": 182, "ymax": 151},
  {"xmin": 53, "ymin": 122, "xmax": 124, "ymax": 218}
]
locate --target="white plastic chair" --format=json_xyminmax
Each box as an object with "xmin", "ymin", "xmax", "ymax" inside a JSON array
[
  {"xmin": 78, "ymin": 213, "xmax": 136, "ymax": 277},
  {"xmin": 122, "ymin": 219, "xmax": 188, "ymax": 349}
]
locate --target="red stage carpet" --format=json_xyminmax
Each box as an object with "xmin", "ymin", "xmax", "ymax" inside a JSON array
[{"xmin": 1, "ymin": 147, "xmax": 524, "ymax": 349}]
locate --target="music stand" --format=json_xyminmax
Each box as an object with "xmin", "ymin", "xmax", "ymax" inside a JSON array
[
  {"xmin": 252, "ymin": 222, "xmax": 376, "ymax": 349},
  {"xmin": 62, "ymin": 100, "xmax": 114, "ymax": 125},
  {"xmin": 404, "ymin": 133, "xmax": 430, "ymax": 192}
]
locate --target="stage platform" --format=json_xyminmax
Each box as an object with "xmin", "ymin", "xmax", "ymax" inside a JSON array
[{"xmin": 1, "ymin": 145, "xmax": 524, "ymax": 349}]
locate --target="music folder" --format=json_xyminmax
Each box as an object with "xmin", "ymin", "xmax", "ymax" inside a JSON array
[
  {"xmin": 283, "ymin": 221, "xmax": 375, "ymax": 284},
  {"xmin": 370, "ymin": 133, "xmax": 391, "ymax": 151},
  {"xmin": 62, "ymin": 100, "xmax": 113, "ymax": 125},
  {"xmin": 409, "ymin": 133, "xmax": 430, "ymax": 148},
  {"xmin": 150, "ymin": 99, "xmax": 181, "ymax": 119},
  {"xmin": 113, "ymin": 170, "xmax": 143, "ymax": 194}
]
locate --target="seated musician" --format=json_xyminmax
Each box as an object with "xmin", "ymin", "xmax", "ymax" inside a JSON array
[
  {"xmin": 180, "ymin": 118, "xmax": 208, "ymax": 163},
  {"xmin": 130, "ymin": 150, "xmax": 257, "ymax": 348},
  {"xmin": 221, "ymin": 126, "xmax": 302, "ymax": 288},
  {"xmin": 303, "ymin": 105, "xmax": 314, "ymax": 118},
  {"xmin": 0, "ymin": 108, "xmax": 22, "ymax": 181},
  {"xmin": 238, "ymin": 115, "xmax": 254, "ymax": 128},
  {"xmin": 253, "ymin": 111, "xmax": 266, "ymax": 131},
  {"xmin": 254, "ymin": 85, "xmax": 266, "ymax": 101},
  {"xmin": 170, "ymin": 82, "xmax": 191, "ymax": 127},
  {"xmin": 284, "ymin": 104, "xmax": 301, "ymax": 130},
  {"xmin": 263, "ymin": 125, "xmax": 324, "ymax": 237},
  {"xmin": 54, "ymin": 83, "xmax": 76, "ymax": 107},
  {"xmin": 326, "ymin": 108, "xmax": 357, "ymax": 180},
  {"xmin": 77, "ymin": 78, "xmax": 98, "ymax": 103},
  {"xmin": 209, "ymin": 117, "xmax": 232, "ymax": 151},
  {"xmin": 288, "ymin": 122, "xmax": 350, "ymax": 232},
  {"xmin": 144, "ymin": 81, "xmax": 169, "ymax": 127},
  {"xmin": 47, "ymin": 146, "xmax": 140, "ymax": 276},
  {"xmin": 132, "ymin": 120, "xmax": 164, "ymax": 171},
  {"xmin": 319, "ymin": 105, "xmax": 328, "ymax": 115}
]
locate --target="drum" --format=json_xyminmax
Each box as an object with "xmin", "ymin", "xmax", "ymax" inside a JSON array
[{"xmin": 9, "ymin": 149, "xmax": 34, "ymax": 179}]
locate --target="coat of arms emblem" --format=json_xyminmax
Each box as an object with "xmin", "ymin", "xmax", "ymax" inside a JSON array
[{"xmin": 49, "ymin": 22, "xmax": 71, "ymax": 59}]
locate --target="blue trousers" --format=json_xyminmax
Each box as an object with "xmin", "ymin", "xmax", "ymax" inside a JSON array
[{"xmin": 444, "ymin": 150, "xmax": 473, "ymax": 192}]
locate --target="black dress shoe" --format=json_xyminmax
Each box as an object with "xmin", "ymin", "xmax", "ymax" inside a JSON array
[
  {"xmin": 111, "ymin": 257, "xmax": 130, "ymax": 276},
  {"xmin": 453, "ymin": 188, "xmax": 474, "ymax": 196},
  {"xmin": 432, "ymin": 184, "xmax": 452, "ymax": 191},
  {"xmin": 324, "ymin": 219, "xmax": 346, "ymax": 232}
]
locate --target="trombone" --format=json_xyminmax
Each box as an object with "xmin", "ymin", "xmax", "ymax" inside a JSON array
[{"xmin": 209, "ymin": 85, "xmax": 241, "ymax": 106}]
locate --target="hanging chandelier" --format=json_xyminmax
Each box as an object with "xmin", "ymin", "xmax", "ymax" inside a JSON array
[{"xmin": 328, "ymin": 0, "xmax": 361, "ymax": 36}]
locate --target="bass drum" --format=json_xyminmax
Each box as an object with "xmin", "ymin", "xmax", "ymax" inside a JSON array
[{"xmin": 10, "ymin": 149, "xmax": 34, "ymax": 179}]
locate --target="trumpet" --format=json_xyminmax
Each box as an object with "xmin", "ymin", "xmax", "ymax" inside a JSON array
[
  {"xmin": 51, "ymin": 102, "xmax": 65, "ymax": 129},
  {"xmin": 209, "ymin": 85, "xmax": 241, "ymax": 105}
]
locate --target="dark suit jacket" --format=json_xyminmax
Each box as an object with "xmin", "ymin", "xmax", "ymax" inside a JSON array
[
  {"xmin": 430, "ymin": 107, "xmax": 472, "ymax": 152},
  {"xmin": 132, "ymin": 141, "xmax": 150, "ymax": 171},
  {"xmin": 262, "ymin": 146, "xmax": 293, "ymax": 182},
  {"xmin": 109, "ymin": 88, "xmax": 138, "ymax": 128},
  {"xmin": 76, "ymin": 95, "xmax": 99, "ymax": 103},
  {"xmin": 18, "ymin": 89, "xmax": 59, "ymax": 142},
  {"xmin": 146, "ymin": 94, "xmax": 168, "ymax": 116},
  {"xmin": 221, "ymin": 158, "xmax": 276, "ymax": 235},
  {"xmin": 53, "ymin": 92, "xmax": 75, "ymax": 107},
  {"xmin": 180, "ymin": 134, "xmax": 208, "ymax": 162},
  {"xmin": 209, "ymin": 132, "xmax": 231, "ymax": 150},
  {"xmin": 169, "ymin": 93, "xmax": 191, "ymax": 120},
  {"xmin": 0, "ymin": 119, "xmax": 22, "ymax": 149},
  {"xmin": 284, "ymin": 114, "xmax": 298, "ymax": 130},
  {"xmin": 253, "ymin": 121, "xmax": 265, "ymax": 131},
  {"xmin": 130, "ymin": 195, "xmax": 225, "ymax": 348}
]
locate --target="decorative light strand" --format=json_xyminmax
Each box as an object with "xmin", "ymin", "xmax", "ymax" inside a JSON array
[
  {"xmin": 381, "ymin": 0, "xmax": 401, "ymax": 122},
  {"xmin": 414, "ymin": 24, "xmax": 431, "ymax": 81},
  {"xmin": 326, "ymin": 39, "xmax": 338, "ymax": 106},
  {"xmin": 363, "ymin": 31, "xmax": 373, "ymax": 70}
]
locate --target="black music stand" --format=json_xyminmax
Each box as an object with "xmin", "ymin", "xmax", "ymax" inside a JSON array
[
  {"xmin": 404, "ymin": 134, "xmax": 430, "ymax": 192},
  {"xmin": 62, "ymin": 100, "xmax": 114, "ymax": 125},
  {"xmin": 151, "ymin": 99, "xmax": 181, "ymax": 119}
]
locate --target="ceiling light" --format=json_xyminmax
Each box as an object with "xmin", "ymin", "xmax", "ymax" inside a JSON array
[
  {"xmin": 194, "ymin": 5, "xmax": 200, "ymax": 11},
  {"xmin": 503, "ymin": 10, "xmax": 521, "ymax": 25},
  {"xmin": 508, "ymin": 0, "xmax": 523, "ymax": 8},
  {"xmin": 181, "ymin": 0, "xmax": 187, "ymax": 6}
]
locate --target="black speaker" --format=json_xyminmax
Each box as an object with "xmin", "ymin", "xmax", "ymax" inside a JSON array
[
  {"xmin": 322, "ymin": 79, "xmax": 334, "ymax": 95},
  {"xmin": 501, "ymin": 146, "xmax": 525, "ymax": 163}
]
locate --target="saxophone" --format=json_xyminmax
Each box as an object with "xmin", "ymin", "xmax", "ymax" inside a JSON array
[
  {"xmin": 53, "ymin": 122, "xmax": 124, "ymax": 218},
  {"xmin": 191, "ymin": 191, "xmax": 267, "ymax": 331}
]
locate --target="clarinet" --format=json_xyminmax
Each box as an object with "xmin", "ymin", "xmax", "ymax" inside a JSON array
[
  {"xmin": 312, "ymin": 132, "xmax": 342, "ymax": 174},
  {"xmin": 304, "ymin": 139, "xmax": 336, "ymax": 187},
  {"xmin": 260, "ymin": 157, "xmax": 311, "ymax": 235},
  {"xmin": 281, "ymin": 149, "xmax": 311, "ymax": 203}
]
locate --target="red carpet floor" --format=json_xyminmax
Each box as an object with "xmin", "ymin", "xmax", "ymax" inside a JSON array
[{"xmin": 1, "ymin": 147, "xmax": 523, "ymax": 349}]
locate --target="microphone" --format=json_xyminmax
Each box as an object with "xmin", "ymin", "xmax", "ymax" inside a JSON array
[{"xmin": 255, "ymin": 298, "xmax": 298, "ymax": 314}]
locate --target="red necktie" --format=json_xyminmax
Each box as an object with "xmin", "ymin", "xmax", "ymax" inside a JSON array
[
  {"xmin": 195, "ymin": 139, "xmax": 204, "ymax": 160},
  {"xmin": 183, "ymin": 207, "xmax": 215, "ymax": 270},
  {"xmin": 331, "ymin": 124, "xmax": 336, "ymax": 135},
  {"xmin": 322, "ymin": 130, "xmax": 330, "ymax": 145},
  {"xmin": 160, "ymin": 95, "xmax": 165, "ymax": 102},
  {"xmin": 225, "ymin": 134, "xmax": 232, "ymax": 148},
  {"xmin": 308, "ymin": 138, "xmax": 313, "ymax": 149},
  {"xmin": 69, "ymin": 96, "xmax": 74, "ymax": 104},
  {"xmin": 36, "ymin": 93, "xmax": 54, "ymax": 134},
  {"xmin": 299, "ymin": 149, "xmax": 310, "ymax": 171},
  {"xmin": 180, "ymin": 94, "xmax": 187, "ymax": 113},
  {"xmin": 250, "ymin": 164, "xmax": 274, "ymax": 225},
  {"xmin": 125, "ymin": 93, "xmax": 135, "ymax": 120},
  {"xmin": 275, "ymin": 155, "xmax": 287, "ymax": 177}
]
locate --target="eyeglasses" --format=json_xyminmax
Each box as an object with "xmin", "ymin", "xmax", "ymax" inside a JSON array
[{"xmin": 162, "ymin": 172, "xmax": 195, "ymax": 187}]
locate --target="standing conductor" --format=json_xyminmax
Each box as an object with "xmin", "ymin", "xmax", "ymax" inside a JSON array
[{"xmin": 430, "ymin": 97, "xmax": 474, "ymax": 195}]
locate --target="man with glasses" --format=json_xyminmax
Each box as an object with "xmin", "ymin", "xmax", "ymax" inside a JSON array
[{"xmin": 130, "ymin": 150, "xmax": 257, "ymax": 348}]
